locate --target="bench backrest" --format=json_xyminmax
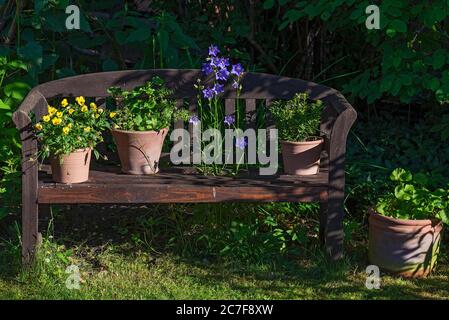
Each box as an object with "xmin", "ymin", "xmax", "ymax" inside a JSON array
[{"xmin": 13, "ymin": 69, "xmax": 357, "ymax": 173}]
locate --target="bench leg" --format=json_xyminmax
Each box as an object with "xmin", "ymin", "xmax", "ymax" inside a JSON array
[
  {"xmin": 21, "ymin": 151, "xmax": 39, "ymax": 265},
  {"xmin": 320, "ymin": 199, "xmax": 344, "ymax": 261},
  {"xmin": 22, "ymin": 196, "xmax": 39, "ymax": 265}
]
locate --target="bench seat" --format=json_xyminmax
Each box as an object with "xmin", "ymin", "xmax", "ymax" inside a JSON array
[{"xmin": 38, "ymin": 164, "xmax": 329, "ymax": 204}]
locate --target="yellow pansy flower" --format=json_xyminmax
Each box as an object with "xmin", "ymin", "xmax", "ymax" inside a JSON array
[
  {"xmin": 34, "ymin": 123, "xmax": 43, "ymax": 131},
  {"xmin": 81, "ymin": 105, "xmax": 88, "ymax": 113},
  {"xmin": 95, "ymin": 113, "xmax": 100, "ymax": 119},
  {"xmin": 48, "ymin": 106, "xmax": 57, "ymax": 115},
  {"xmin": 84, "ymin": 127, "xmax": 91, "ymax": 133},
  {"xmin": 90, "ymin": 102, "xmax": 97, "ymax": 111},
  {"xmin": 67, "ymin": 123, "xmax": 73, "ymax": 128},
  {"xmin": 109, "ymin": 112, "xmax": 117, "ymax": 118},
  {"xmin": 61, "ymin": 99, "xmax": 69, "ymax": 108},
  {"xmin": 62, "ymin": 126, "xmax": 70, "ymax": 135},
  {"xmin": 68, "ymin": 108, "xmax": 75, "ymax": 115},
  {"xmin": 98, "ymin": 108, "xmax": 104, "ymax": 114},
  {"xmin": 52, "ymin": 117, "xmax": 62, "ymax": 125},
  {"xmin": 56, "ymin": 111, "xmax": 63, "ymax": 118},
  {"xmin": 75, "ymin": 96, "xmax": 85, "ymax": 106},
  {"xmin": 43, "ymin": 115, "xmax": 51, "ymax": 122}
]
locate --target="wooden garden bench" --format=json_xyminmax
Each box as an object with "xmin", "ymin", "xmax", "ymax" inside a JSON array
[{"xmin": 12, "ymin": 69, "xmax": 357, "ymax": 264}]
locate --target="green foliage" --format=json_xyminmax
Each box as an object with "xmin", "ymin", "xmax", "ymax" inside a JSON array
[
  {"xmin": 167, "ymin": 202, "xmax": 313, "ymax": 264},
  {"xmin": 108, "ymin": 77, "xmax": 187, "ymax": 131},
  {"xmin": 0, "ymin": 1, "xmax": 199, "ymax": 85},
  {"xmin": 0, "ymin": 56, "xmax": 28, "ymax": 221},
  {"xmin": 345, "ymin": 108, "xmax": 449, "ymax": 216},
  {"xmin": 270, "ymin": 93, "xmax": 323, "ymax": 141},
  {"xmin": 268, "ymin": 0, "xmax": 449, "ymax": 104},
  {"xmin": 376, "ymin": 168, "xmax": 449, "ymax": 224}
]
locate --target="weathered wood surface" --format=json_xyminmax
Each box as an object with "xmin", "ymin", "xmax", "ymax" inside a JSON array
[
  {"xmin": 37, "ymin": 164, "xmax": 328, "ymax": 204},
  {"xmin": 12, "ymin": 69, "xmax": 357, "ymax": 263}
]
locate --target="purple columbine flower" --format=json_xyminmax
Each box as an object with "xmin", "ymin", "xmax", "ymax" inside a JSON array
[
  {"xmin": 224, "ymin": 115, "xmax": 235, "ymax": 126},
  {"xmin": 231, "ymin": 63, "xmax": 244, "ymax": 77},
  {"xmin": 208, "ymin": 45, "xmax": 220, "ymax": 57},
  {"xmin": 232, "ymin": 80, "xmax": 239, "ymax": 89},
  {"xmin": 202, "ymin": 62, "xmax": 213, "ymax": 75},
  {"xmin": 216, "ymin": 69, "xmax": 229, "ymax": 81},
  {"xmin": 189, "ymin": 115, "xmax": 200, "ymax": 126},
  {"xmin": 202, "ymin": 87, "xmax": 215, "ymax": 99},
  {"xmin": 212, "ymin": 83, "xmax": 224, "ymax": 95},
  {"xmin": 235, "ymin": 137, "xmax": 248, "ymax": 150}
]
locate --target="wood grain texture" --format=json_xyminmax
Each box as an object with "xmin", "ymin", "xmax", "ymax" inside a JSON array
[
  {"xmin": 12, "ymin": 110, "xmax": 39, "ymax": 264},
  {"xmin": 225, "ymin": 99, "xmax": 235, "ymax": 115},
  {"xmin": 39, "ymin": 184, "xmax": 327, "ymax": 204},
  {"xmin": 38, "ymin": 164, "xmax": 328, "ymax": 204},
  {"xmin": 321, "ymin": 106, "xmax": 357, "ymax": 260},
  {"xmin": 245, "ymin": 99, "xmax": 257, "ymax": 130}
]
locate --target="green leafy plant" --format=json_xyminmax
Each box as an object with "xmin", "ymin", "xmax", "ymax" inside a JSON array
[
  {"xmin": 34, "ymin": 97, "xmax": 109, "ymax": 160},
  {"xmin": 268, "ymin": 0, "xmax": 449, "ymax": 104},
  {"xmin": 270, "ymin": 92, "xmax": 323, "ymax": 142},
  {"xmin": 0, "ymin": 56, "xmax": 29, "ymax": 221},
  {"xmin": 108, "ymin": 77, "xmax": 188, "ymax": 131},
  {"xmin": 376, "ymin": 168, "xmax": 449, "ymax": 224}
]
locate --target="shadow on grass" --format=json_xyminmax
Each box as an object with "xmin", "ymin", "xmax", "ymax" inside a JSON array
[{"xmin": 1, "ymin": 204, "xmax": 448, "ymax": 299}]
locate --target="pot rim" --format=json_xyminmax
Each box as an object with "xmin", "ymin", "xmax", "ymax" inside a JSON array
[
  {"xmin": 280, "ymin": 137, "xmax": 324, "ymax": 145},
  {"xmin": 51, "ymin": 148, "xmax": 92, "ymax": 157},
  {"xmin": 369, "ymin": 208, "xmax": 443, "ymax": 227},
  {"xmin": 111, "ymin": 128, "xmax": 169, "ymax": 134}
]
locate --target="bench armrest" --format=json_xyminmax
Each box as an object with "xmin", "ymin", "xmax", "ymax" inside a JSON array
[
  {"xmin": 12, "ymin": 89, "xmax": 48, "ymax": 130},
  {"xmin": 325, "ymin": 91, "xmax": 357, "ymax": 201},
  {"xmin": 12, "ymin": 90, "xmax": 47, "ymax": 196}
]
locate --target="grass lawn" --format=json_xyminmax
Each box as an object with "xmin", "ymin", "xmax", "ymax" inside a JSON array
[
  {"xmin": 1, "ymin": 247, "xmax": 449, "ymax": 300},
  {"xmin": 0, "ymin": 204, "xmax": 448, "ymax": 300}
]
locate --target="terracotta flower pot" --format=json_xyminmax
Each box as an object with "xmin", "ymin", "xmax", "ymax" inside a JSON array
[
  {"xmin": 50, "ymin": 148, "xmax": 92, "ymax": 184},
  {"xmin": 280, "ymin": 138, "xmax": 323, "ymax": 175},
  {"xmin": 368, "ymin": 210, "xmax": 443, "ymax": 278},
  {"xmin": 111, "ymin": 128, "xmax": 168, "ymax": 175}
]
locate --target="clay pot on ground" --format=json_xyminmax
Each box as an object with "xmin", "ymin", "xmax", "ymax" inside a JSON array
[
  {"xmin": 368, "ymin": 210, "xmax": 443, "ymax": 278},
  {"xmin": 111, "ymin": 128, "xmax": 168, "ymax": 175},
  {"xmin": 50, "ymin": 148, "xmax": 92, "ymax": 184},
  {"xmin": 280, "ymin": 137, "xmax": 323, "ymax": 175}
]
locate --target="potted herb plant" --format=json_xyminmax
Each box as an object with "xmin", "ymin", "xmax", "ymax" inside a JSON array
[
  {"xmin": 369, "ymin": 168, "xmax": 448, "ymax": 278},
  {"xmin": 34, "ymin": 97, "xmax": 109, "ymax": 184},
  {"xmin": 270, "ymin": 93, "xmax": 324, "ymax": 175},
  {"xmin": 108, "ymin": 77, "xmax": 188, "ymax": 175}
]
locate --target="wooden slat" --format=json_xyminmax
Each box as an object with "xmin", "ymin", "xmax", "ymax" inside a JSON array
[
  {"xmin": 187, "ymin": 97, "xmax": 198, "ymax": 163},
  {"xmin": 225, "ymin": 99, "xmax": 235, "ymax": 115},
  {"xmin": 245, "ymin": 99, "xmax": 257, "ymax": 130},
  {"xmin": 174, "ymin": 99, "xmax": 185, "ymax": 129},
  {"xmin": 265, "ymin": 98, "xmax": 276, "ymax": 130},
  {"xmin": 173, "ymin": 99, "xmax": 185, "ymax": 146},
  {"xmin": 38, "ymin": 183, "xmax": 327, "ymax": 204},
  {"xmin": 37, "ymin": 164, "xmax": 328, "ymax": 204},
  {"xmin": 38, "ymin": 164, "xmax": 328, "ymax": 186}
]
